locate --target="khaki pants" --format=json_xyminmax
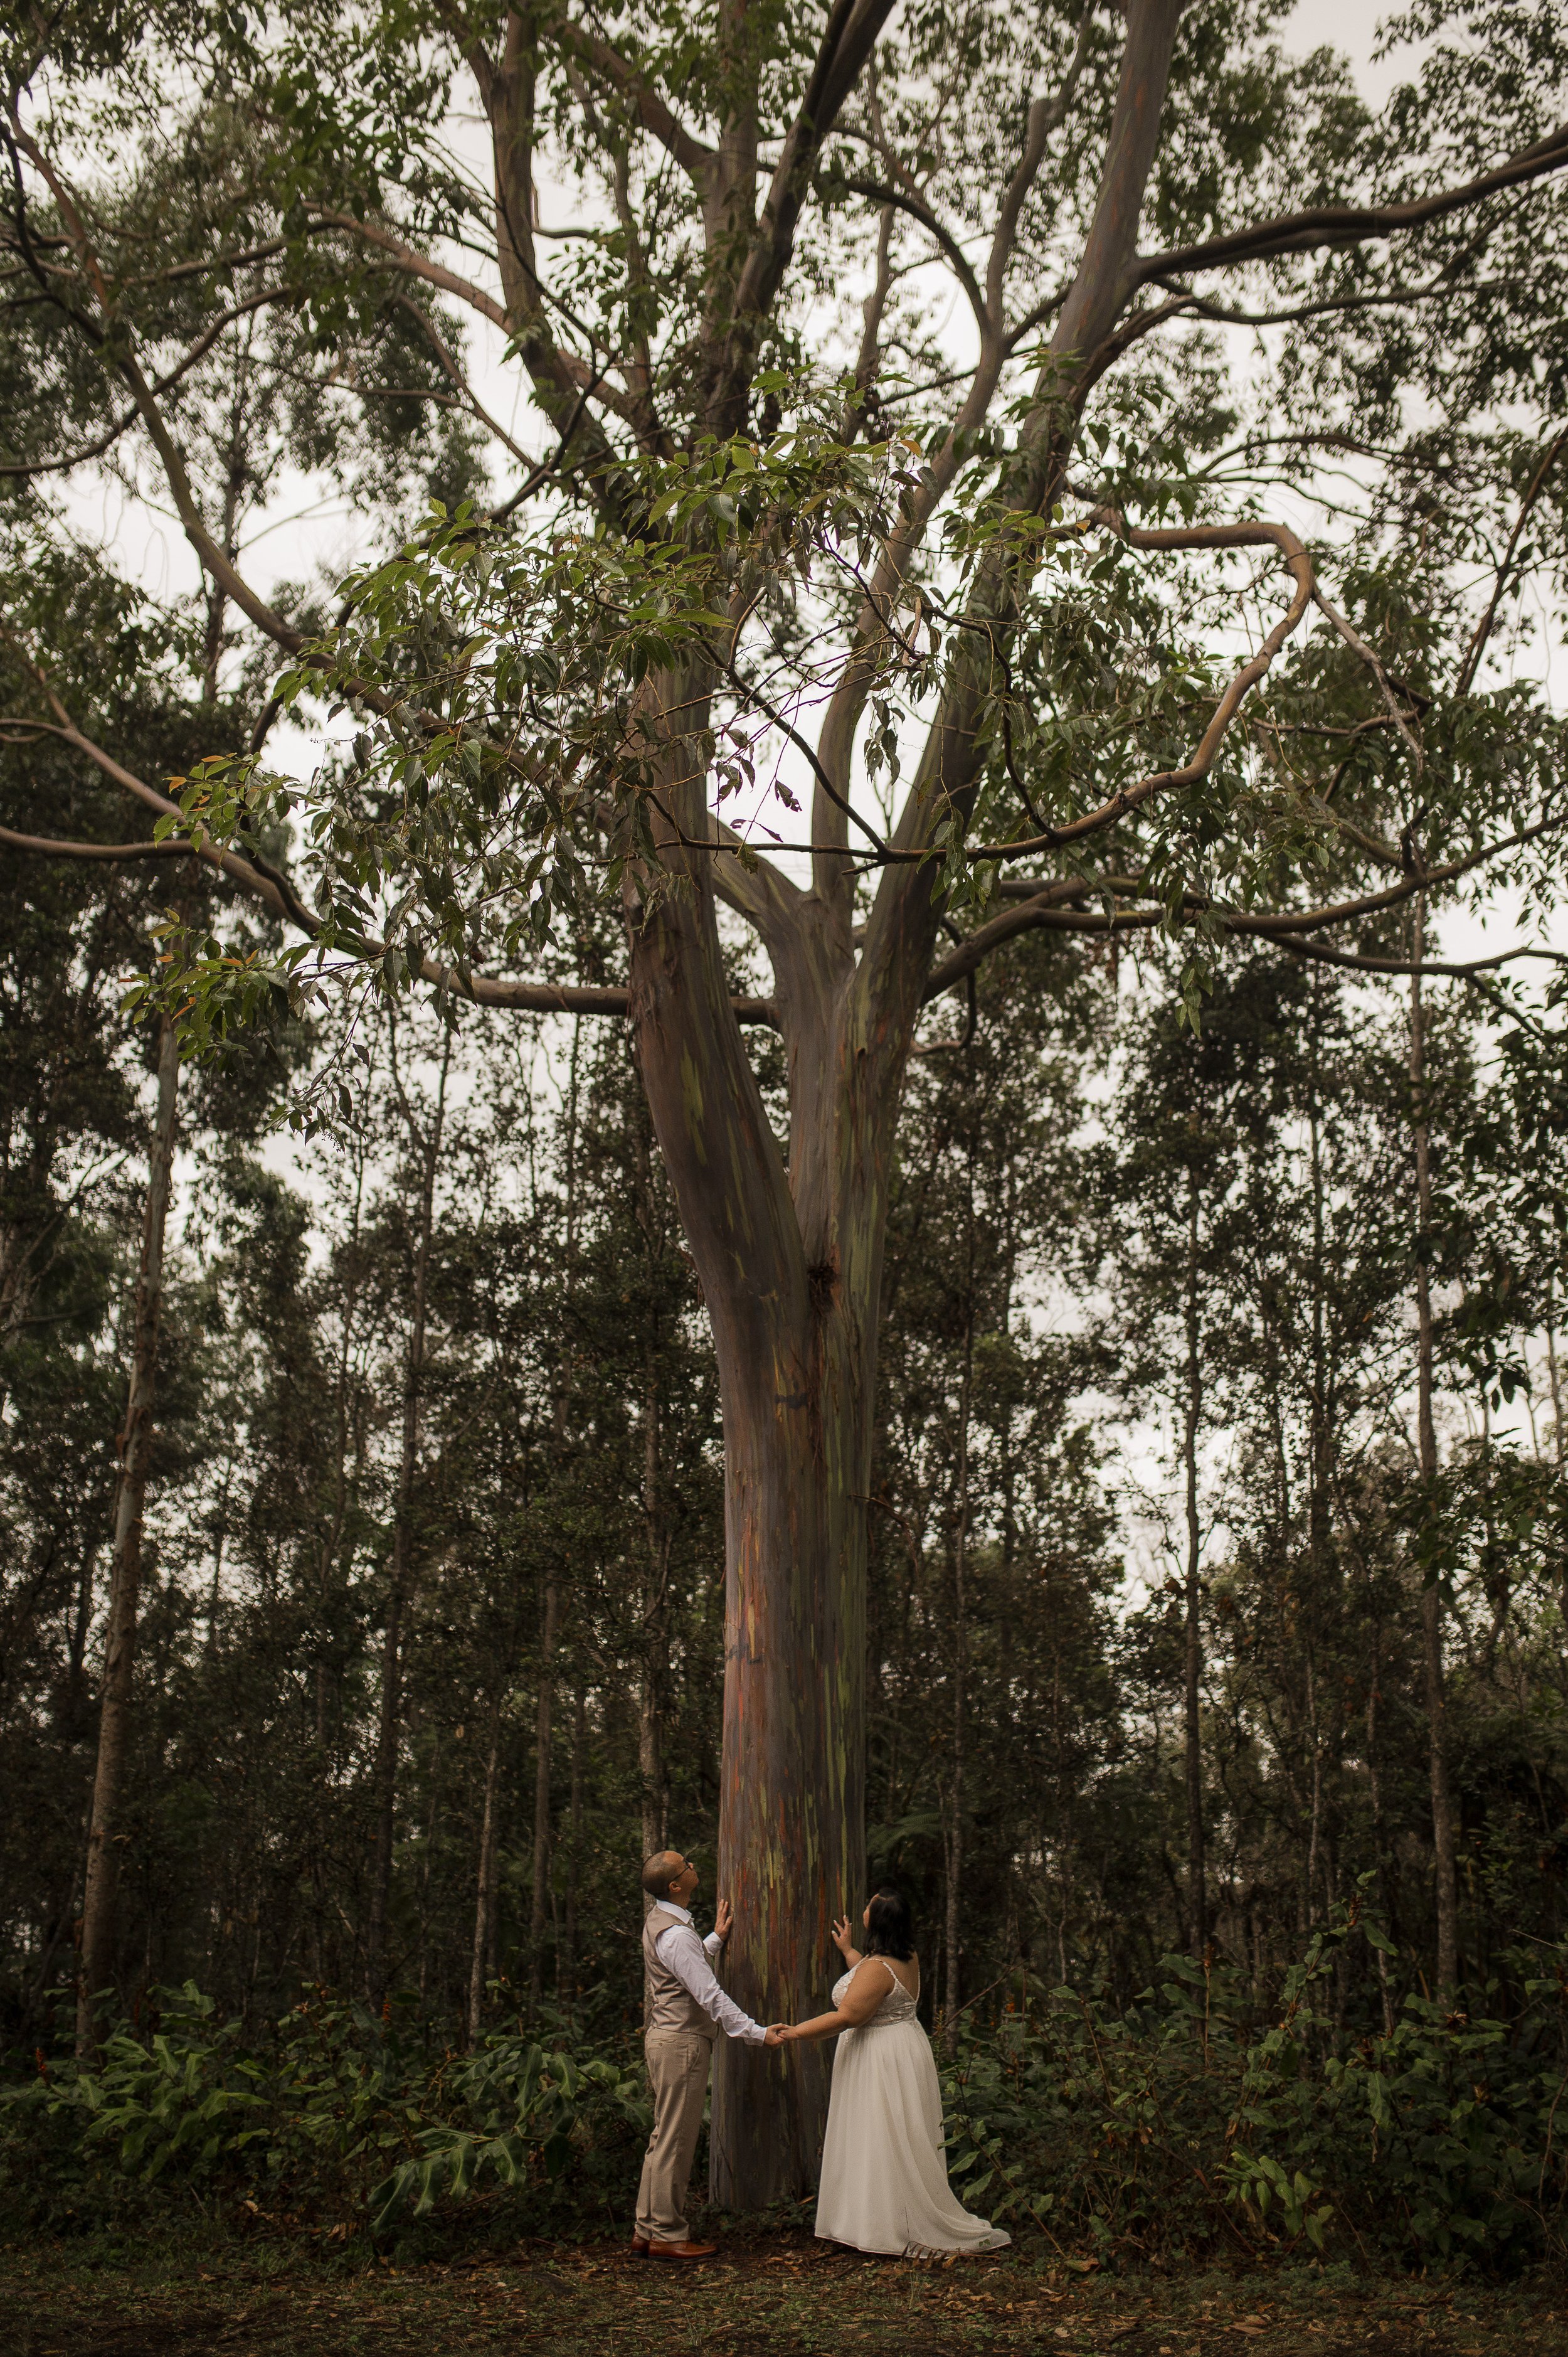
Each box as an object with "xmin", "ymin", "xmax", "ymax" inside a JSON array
[{"xmin": 635, "ymin": 2030, "xmax": 715, "ymax": 2243}]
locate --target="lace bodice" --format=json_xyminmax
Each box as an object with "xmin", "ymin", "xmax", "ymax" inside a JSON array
[{"xmin": 832, "ymin": 1957, "xmax": 921, "ymax": 2026}]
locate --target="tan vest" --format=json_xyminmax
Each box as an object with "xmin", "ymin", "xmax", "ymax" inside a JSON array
[{"xmin": 642, "ymin": 1905, "xmax": 718, "ymax": 2040}]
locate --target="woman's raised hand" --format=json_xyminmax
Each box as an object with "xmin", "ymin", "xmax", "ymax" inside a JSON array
[{"xmin": 830, "ymin": 1914, "xmax": 855, "ymax": 1957}]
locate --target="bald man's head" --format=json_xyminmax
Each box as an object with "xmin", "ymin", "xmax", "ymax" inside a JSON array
[{"xmin": 641, "ymin": 1849, "xmax": 688, "ymax": 1900}]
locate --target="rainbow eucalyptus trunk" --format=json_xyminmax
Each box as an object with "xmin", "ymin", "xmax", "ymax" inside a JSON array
[
  {"xmin": 626, "ymin": 745, "xmax": 923, "ymax": 2204},
  {"xmin": 706, "ymin": 1257, "xmax": 876, "ymax": 2203}
]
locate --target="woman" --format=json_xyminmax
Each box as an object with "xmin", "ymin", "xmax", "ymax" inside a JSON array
[{"xmin": 773, "ymin": 1888, "xmax": 1010, "ymax": 2259}]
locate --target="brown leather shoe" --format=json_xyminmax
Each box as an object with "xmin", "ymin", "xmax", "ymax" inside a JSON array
[
  {"xmin": 649, "ymin": 2238, "xmax": 717, "ymax": 2260},
  {"xmin": 630, "ymin": 2235, "xmax": 651, "ymax": 2255}
]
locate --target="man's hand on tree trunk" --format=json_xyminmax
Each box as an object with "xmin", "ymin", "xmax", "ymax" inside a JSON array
[{"xmin": 713, "ymin": 1897, "xmax": 733, "ymax": 1944}]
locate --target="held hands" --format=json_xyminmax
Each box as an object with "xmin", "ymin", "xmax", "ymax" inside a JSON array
[{"xmin": 766, "ymin": 2023, "xmax": 793, "ymax": 2045}]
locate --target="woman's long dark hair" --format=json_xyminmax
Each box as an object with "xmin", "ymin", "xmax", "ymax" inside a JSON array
[{"xmin": 862, "ymin": 1886, "xmax": 916, "ymax": 1962}]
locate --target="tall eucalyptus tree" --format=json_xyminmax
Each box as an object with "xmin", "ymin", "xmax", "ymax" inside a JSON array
[{"xmin": 6, "ymin": 0, "xmax": 1568, "ymax": 2196}]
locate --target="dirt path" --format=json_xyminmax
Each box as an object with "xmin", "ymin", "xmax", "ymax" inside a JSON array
[{"xmin": 3, "ymin": 2230, "xmax": 1564, "ymax": 2357}]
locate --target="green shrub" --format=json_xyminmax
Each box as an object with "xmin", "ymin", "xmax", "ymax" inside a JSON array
[
  {"xmin": 940, "ymin": 1892, "xmax": 1568, "ymax": 2271},
  {"xmin": 1, "ymin": 1984, "xmax": 648, "ymax": 2232}
]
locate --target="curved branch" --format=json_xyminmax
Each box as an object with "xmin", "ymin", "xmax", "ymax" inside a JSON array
[
  {"xmin": 0, "ymin": 823, "xmax": 211, "ymax": 862},
  {"xmin": 0, "ymin": 698, "xmax": 308, "ymax": 920},
  {"xmin": 921, "ymin": 873, "xmax": 1138, "ymax": 995},
  {"xmin": 4, "ymin": 701, "xmax": 780, "ymax": 1028},
  {"xmin": 1276, "ymin": 937, "xmax": 1568, "ymax": 979},
  {"xmin": 922, "ymin": 807, "xmax": 1568, "ymax": 995},
  {"xmin": 310, "ymin": 209, "xmax": 508, "ymax": 329},
  {"xmin": 1130, "ymin": 120, "xmax": 1568, "ymax": 291},
  {"xmin": 547, "ymin": 23, "xmax": 715, "ymax": 183},
  {"xmin": 968, "ymin": 514, "xmax": 1315, "ymax": 861},
  {"xmin": 839, "ymin": 174, "xmax": 991, "ymax": 338}
]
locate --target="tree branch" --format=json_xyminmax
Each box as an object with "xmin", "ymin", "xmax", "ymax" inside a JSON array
[
  {"xmin": 840, "ymin": 174, "xmax": 990, "ymax": 339},
  {"xmin": 1130, "ymin": 121, "xmax": 1568, "ymax": 292},
  {"xmin": 0, "ymin": 823, "xmax": 213, "ymax": 863},
  {"xmin": 391, "ymin": 292, "xmax": 537, "ymax": 467},
  {"xmin": 718, "ymin": 0, "xmax": 898, "ymax": 427},
  {"xmin": 1276, "ymin": 936, "xmax": 1568, "ymax": 979},
  {"xmin": 311, "ymin": 208, "xmax": 508, "ymax": 329},
  {"xmin": 1456, "ymin": 424, "xmax": 1568, "ymax": 696},
  {"xmin": 921, "ymin": 874, "xmax": 1140, "ymax": 996},
  {"xmin": 965, "ymin": 513, "xmax": 1314, "ymax": 861},
  {"xmin": 985, "ymin": 4, "xmax": 1094, "ymax": 327},
  {"xmin": 715, "ymin": 636, "xmax": 891, "ymax": 861},
  {"xmin": 1148, "ymin": 269, "xmax": 1526, "ymax": 333},
  {"xmin": 547, "ymin": 21, "xmax": 715, "ymax": 183},
  {"xmin": 1, "ymin": 701, "xmax": 781, "ymax": 1028},
  {"xmin": 921, "ymin": 809, "xmax": 1568, "ymax": 995},
  {"xmin": 1311, "ymin": 588, "xmax": 1424, "ymax": 775},
  {"xmin": 105, "ymin": 345, "xmax": 306, "ymax": 654}
]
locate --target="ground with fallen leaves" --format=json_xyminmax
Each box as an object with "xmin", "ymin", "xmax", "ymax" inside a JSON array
[{"xmin": 3, "ymin": 2227, "xmax": 1565, "ymax": 2357}]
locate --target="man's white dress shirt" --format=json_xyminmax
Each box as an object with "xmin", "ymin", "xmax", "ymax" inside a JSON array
[{"xmin": 653, "ymin": 1901, "xmax": 767, "ymax": 2043}]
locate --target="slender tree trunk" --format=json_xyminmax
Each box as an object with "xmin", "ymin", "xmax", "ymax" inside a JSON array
[
  {"xmin": 77, "ymin": 1014, "xmax": 179, "ymax": 2059},
  {"xmin": 1307, "ymin": 969, "xmax": 1333, "ymax": 1578},
  {"xmin": 1365, "ymin": 1660, "xmax": 1397, "ymax": 2036},
  {"xmin": 467, "ymin": 1706, "xmax": 502, "ymax": 2046},
  {"xmin": 943, "ymin": 1297, "xmax": 974, "ymax": 2055},
  {"xmin": 562, "ymin": 1652, "xmax": 585, "ymax": 1999},
  {"xmin": 1305, "ymin": 1652, "xmax": 1323, "ymax": 1927},
  {"xmin": 415, "ymin": 1723, "xmax": 440, "ymax": 2009},
  {"xmin": 1182, "ymin": 1165, "xmax": 1208, "ymax": 1957},
  {"xmin": 366, "ymin": 1029, "xmax": 450, "ymax": 2004},
  {"xmin": 65, "ymin": 1543, "xmax": 95, "ymax": 1728},
  {"xmin": 626, "ymin": 1088, "xmax": 670, "ymax": 1873},
  {"xmin": 1410, "ymin": 920, "xmax": 1459, "ymax": 1993},
  {"xmin": 1547, "ymin": 1283, "xmax": 1567, "ymax": 1625},
  {"xmin": 527, "ymin": 1575, "xmax": 559, "ymax": 2013},
  {"xmin": 638, "ymin": 1348, "xmax": 668, "ymax": 1871}
]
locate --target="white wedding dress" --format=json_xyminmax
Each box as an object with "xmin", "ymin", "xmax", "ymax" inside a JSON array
[{"xmin": 813, "ymin": 1958, "xmax": 1012, "ymax": 2258}]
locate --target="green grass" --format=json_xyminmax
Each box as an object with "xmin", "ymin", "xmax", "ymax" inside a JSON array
[{"xmin": 3, "ymin": 2224, "xmax": 1567, "ymax": 2357}]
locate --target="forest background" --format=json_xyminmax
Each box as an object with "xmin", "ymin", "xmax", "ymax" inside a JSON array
[{"xmin": 3, "ymin": 0, "xmax": 1568, "ymax": 2283}]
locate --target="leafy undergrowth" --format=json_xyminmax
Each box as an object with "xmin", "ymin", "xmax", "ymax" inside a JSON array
[
  {"xmin": 6, "ymin": 1896, "xmax": 1568, "ymax": 2276},
  {"xmin": 938, "ymin": 1900, "xmax": 1568, "ymax": 2273},
  {"xmin": 2, "ymin": 2228, "xmax": 1567, "ymax": 2357}
]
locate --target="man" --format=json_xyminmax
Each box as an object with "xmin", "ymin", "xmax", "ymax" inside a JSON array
[{"xmin": 634, "ymin": 1848, "xmax": 781, "ymax": 2259}]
